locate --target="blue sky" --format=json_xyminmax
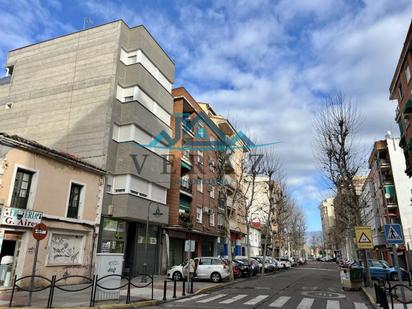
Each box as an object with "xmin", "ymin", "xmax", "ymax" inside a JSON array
[{"xmin": 1, "ymin": 0, "xmax": 412, "ymax": 231}]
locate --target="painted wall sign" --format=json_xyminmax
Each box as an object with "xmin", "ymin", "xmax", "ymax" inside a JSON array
[{"xmin": 0, "ymin": 207, "xmax": 42, "ymax": 227}]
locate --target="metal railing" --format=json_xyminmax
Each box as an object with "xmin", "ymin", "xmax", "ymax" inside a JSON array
[{"xmin": 9, "ymin": 273, "xmax": 154, "ymax": 308}]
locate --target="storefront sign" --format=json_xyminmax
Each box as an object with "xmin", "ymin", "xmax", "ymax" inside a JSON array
[{"xmin": 0, "ymin": 207, "xmax": 42, "ymax": 227}]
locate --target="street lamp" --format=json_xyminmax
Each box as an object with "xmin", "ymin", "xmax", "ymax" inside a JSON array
[{"xmin": 142, "ymin": 201, "xmax": 163, "ymax": 282}]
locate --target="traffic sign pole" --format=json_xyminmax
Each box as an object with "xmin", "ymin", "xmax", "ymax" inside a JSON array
[
  {"xmin": 28, "ymin": 223, "xmax": 48, "ymax": 306},
  {"xmin": 28, "ymin": 239, "xmax": 40, "ymax": 306}
]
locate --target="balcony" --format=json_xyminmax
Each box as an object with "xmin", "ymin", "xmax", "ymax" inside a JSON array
[
  {"xmin": 379, "ymin": 159, "xmax": 390, "ymax": 170},
  {"xmin": 180, "ymin": 176, "xmax": 192, "ymax": 197},
  {"xmin": 181, "ymin": 150, "xmax": 192, "ymax": 171}
]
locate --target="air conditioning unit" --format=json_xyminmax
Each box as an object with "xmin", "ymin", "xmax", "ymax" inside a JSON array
[{"xmin": 203, "ymin": 207, "xmax": 210, "ymax": 214}]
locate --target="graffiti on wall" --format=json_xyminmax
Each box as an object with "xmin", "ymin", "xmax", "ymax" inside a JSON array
[{"xmin": 48, "ymin": 233, "xmax": 83, "ymax": 265}]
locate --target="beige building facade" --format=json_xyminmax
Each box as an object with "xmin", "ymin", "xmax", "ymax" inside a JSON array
[
  {"xmin": 0, "ymin": 133, "xmax": 104, "ymax": 287},
  {"xmin": 320, "ymin": 198, "xmax": 336, "ymax": 254}
]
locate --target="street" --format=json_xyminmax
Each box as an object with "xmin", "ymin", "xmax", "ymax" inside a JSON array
[{"xmin": 148, "ymin": 262, "xmax": 371, "ymax": 309}]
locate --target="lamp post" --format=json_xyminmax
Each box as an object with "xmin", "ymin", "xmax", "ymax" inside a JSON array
[{"xmin": 142, "ymin": 201, "xmax": 163, "ymax": 282}]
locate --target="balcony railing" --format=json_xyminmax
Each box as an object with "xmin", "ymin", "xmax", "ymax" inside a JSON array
[{"xmin": 180, "ymin": 177, "xmax": 192, "ymax": 195}]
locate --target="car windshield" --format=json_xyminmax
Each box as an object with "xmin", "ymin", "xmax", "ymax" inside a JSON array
[{"xmin": 379, "ymin": 260, "xmax": 390, "ymax": 268}]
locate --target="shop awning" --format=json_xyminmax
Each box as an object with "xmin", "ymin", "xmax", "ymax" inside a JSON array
[
  {"xmin": 403, "ymin": 98, "xmax": 412, "ymax": 114},
  {"xmin": 179, "ymin": 199, "xmax": 191, "ymax": 211}
]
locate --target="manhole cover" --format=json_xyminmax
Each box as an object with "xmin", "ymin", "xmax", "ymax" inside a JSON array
[{"xmin": 301, "ymin": 291, "xmax": 345, "ymax": 299}]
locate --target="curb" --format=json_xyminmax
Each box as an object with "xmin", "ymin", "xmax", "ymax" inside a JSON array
[{"xmin": 361, "ymin": 286, "xmax": 377, "ymax": 308}]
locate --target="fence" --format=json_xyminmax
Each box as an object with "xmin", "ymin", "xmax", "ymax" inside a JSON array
[
  {"xmin": 374, "ymin": 278, "xmax": 412, "ymax": 309},
  {"xmin": 9, "ymin": 273, "xmax": 154, "ymax": 308}
]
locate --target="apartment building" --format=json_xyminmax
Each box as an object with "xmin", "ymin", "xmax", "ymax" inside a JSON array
[
  {"xmin": 389, "ymin": 21, "xmax": 412, "ymax": 177},
  {"xmin": 366, "ymin": 137, "xmax": 412, "ymax": 264},
  {"xmin": 0, "ymin": 133, "xmax": 104, "ymax": 287},
  {"xmin": 199, "ymin": 102, "xmax": 248, "ymax": 257},
  {"xmin": 319, "ymin": 198, "xmax": 336, "ymax": 255},
  {"xmin": 166, "ymin": 88, "xmax": 224, "ymax": 266},
  {"xmin": 0, "ymin": 20, "xmax": 174, "ymax": 275},
  {"xmin": 360, "ymin": 173, "xmax": 385, "ymax": 259}
]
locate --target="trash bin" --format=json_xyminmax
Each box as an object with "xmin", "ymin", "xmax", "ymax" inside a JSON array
[{"xmin": 340, "ymin": 264, "xmax": 363, "ymax": 290}]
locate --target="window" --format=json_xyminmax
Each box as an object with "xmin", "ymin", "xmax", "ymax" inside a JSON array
[
  {"xmin": 100, "ymin": 218, "xmax": 126, "ymax": 253},
  {"xmin": 11, "ymin": 168, "xmax": 34, "ymax": 209},
  {"xmin": 199, "ymin": 258, "xmax": 212, "ymax": 265},
  {"xmin": 5, "ymin": 65, "xmax": 13, "ymax": 77},
  {"xmin": 210, "ymin": 211, "xmax": 215, "ymax": 226},
  {"xmin": 406, "ymin": 66, "xmax": 411, "ymax": 83},
  {"xmin": 218, "ymin": 214, "xmax": 224, "ymax": 226},
  {"xmin": 196, "ymin": 150, "xmax": 203, "ymax": 164},
  {"xmin": 196, "ymin": 207, "xmax": 202, "ymax": 223},
  {"xmin": 128, "ymin": 55, "xmax": 137, "ymax": 64},
  {"xmin": 197, "ymin": 177, "xmax": 203, "ymax": 192},
  {"xmin": 399, "ymin": 83, "xmax": 404, "ymax": 101},
  {"xmin": 124, "ymin": 96, "xmax": 134, "ymax": 102},
  {"xmin": 209, "ymin": 185, "xmax": 215, "ymax": 198},
  {"xmin": 67, "ymin": 183, "xmax": 83, "ymax": 219}
]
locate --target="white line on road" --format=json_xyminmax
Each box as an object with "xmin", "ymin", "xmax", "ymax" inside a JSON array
[
  {"xmin": 175, "ymin": 294, "xmax": 208, "ymax": 302},
  {"xmin": 296, "ymin": 297, "xmax": 314, "ymax": 309},
  {"xmin": 269, "ymin": 296, "xmax": 291, "ymax": 307},
  {"xmin": 393, "ymin": 304, "xmax": 412, "ymax": 309},
  {"xmin": 243, "ymin": 295, "xmax": 269, "ymax": 305},
  {"xmin": 326, "ymin": 300, "xmax": 340, "ymax": 309},
  {"xmin": 197, "ymin": 294, "xmax": 227, "ymax": 303},
  {"xmin": 299, "ymin": 267, "xmax": 337, "ymax": 272},
  {"xmin": 353, "ymin": 302, "xmax": 368, "ymax": 309},
  {"xmin": 219, "ymin": 294, "xmax": 248, "ymax": 304}
]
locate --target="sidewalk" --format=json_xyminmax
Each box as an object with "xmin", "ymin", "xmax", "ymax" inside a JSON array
[{"xmin": 0, "ymin": 275, "xmax": 222, "ymax": 308}]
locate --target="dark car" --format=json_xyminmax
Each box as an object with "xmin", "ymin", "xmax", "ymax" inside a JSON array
[{"xmin": 233, "ymin": 259, "xmax": 251, "ymax": 277}]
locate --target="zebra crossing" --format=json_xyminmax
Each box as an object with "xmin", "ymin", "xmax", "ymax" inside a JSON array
[{"xmin": 172, "ymin": 293, "xmax": 373, "ymax": 308}]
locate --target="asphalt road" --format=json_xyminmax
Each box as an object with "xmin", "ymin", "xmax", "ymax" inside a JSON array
[{"xmin": 148, "ymin": 261, "xmax": 372, "ymax": 309}]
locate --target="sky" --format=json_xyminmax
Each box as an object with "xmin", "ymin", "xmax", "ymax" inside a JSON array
[{"xmin": 0, "ymin": 0, "xmax": 412, "ymax": 231}]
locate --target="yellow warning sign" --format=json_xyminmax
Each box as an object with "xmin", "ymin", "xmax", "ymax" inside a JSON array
[{"xmin": 355, "ymin": 226, "xmax": 373, "ymax": 249}]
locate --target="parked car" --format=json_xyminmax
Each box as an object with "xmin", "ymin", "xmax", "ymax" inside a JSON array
[
  {"xmin": 254, "ymin": 256, "xmax": 276, "ymax": 272},
  {"xmin": 233, "ymin": 259, "xmax": 251, "ymax": 277},
  {"xmin": 267, "ymin": 257, "xmax": 280, "ymax": 271},
  {"xmin": 368, "ymin": 259, "xmax": 410, "ymax": 281},
  {"xmin": 279, "ymin": 258, "xmax": 291, "ymax": 269},
  {"xmin": 167, "ymin": 257, "xmax": 230, "ymax": 283},
  {"xmin": 251, "ymin": 257, "xmax": 263, "ymax": 272}
]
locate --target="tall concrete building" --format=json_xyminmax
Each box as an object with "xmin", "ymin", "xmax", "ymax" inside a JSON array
[{"xmin": 0, "ymin": 20, "xmax": 174, "ymax": 275}]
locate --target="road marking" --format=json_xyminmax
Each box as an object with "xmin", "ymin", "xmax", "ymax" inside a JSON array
[
  {"xmin": 243, "ymin": 295, "xmax": 269, "ymax": 305},
  {"xmin": 296, "ymin": 298, "xmax": 314, "ymax": 309},
  {"xmin": 197, "ymin": 294, "xmax": 227, "ymax": 303},
  {"xmin": 299, "ymin": 267, "xmax": 337, "ymax": 272},
  {"xmin": 175, "ymin": 294, "xmax": 208, "ymax": 302},
  {"xmin": 393, "ymin": 305, "xmax": 412, "ymax": 309},
  {"xmin": 269, "ymin": 296, "xmax": 291, "ymax": 307},
  {"xmin": 353, "ymin": 303, "xmax": 368, "ymax": 309},
  {"xmin": 326, "ymin": 300, "xmax": 339, "ymax": 309},
  {"xmin": 219, "ymin": 294, "xmax": 248, "ymax": 304}
]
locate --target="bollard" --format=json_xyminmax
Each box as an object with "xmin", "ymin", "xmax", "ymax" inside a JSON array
[
  {"xmin": 163, "ymin": 280, "xmax": 167, "ymax": 301},
  {"xmin": 182, "ymin": 280, "xmax": 186, "ymax": 296},
  {"xmin": 374, "ymin": 283, "xmax": 380, "ymax": 304},
  {"xmin": 190, "ymin": 278, "xmax": 194, "ymax": 294},
  {"xmin": 173, "ymin": 280, "xmax": 177, "ymax": 298}
]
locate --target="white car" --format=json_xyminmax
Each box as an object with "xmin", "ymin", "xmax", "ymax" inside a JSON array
[
  {"xmin": 279, "ymin": 258, "xmax": 292, "ymax": 269},
  {"xmin": 167, "ymin": 257, "xmax": 230, "ymax": 283}
]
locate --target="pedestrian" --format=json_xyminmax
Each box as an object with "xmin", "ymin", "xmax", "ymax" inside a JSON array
[{"xmin": 189, "ymin": 258, "xmax": 196, "ymax": 281}]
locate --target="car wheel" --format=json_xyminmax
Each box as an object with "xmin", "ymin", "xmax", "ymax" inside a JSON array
[
  {"xmin": 391, "ymin": 273, "xmax": 399, "ymax": 281},
  {"xmin": 173, "ymin": 271, "xmax": 182, "ymax": 281},
  {"xmin": 211, "ymin": 272, "xmax": 221, "ymax": 283}
]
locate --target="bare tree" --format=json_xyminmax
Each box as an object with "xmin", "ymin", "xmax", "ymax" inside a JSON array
[{"xmin": 314, "ymin": 92, "xmax": 364, "ymax": 259}]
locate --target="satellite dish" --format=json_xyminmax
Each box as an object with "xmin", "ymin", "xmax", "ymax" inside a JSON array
[{"xmin": 385, "ymin": 193, "xmax": 391, "ymax": 199}]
